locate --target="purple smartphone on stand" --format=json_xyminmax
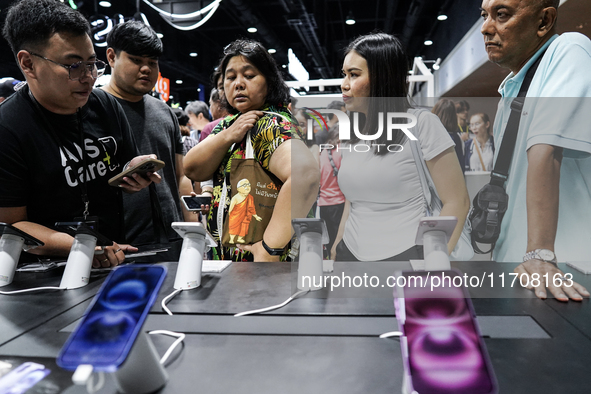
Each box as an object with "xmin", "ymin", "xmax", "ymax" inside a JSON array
[{"xmin": 395, "ymin": 269, "xmax": 498, "ymax": 394}]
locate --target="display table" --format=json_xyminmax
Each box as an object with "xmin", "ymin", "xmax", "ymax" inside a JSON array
[{"xmin": 0, "ymin": 260, "xmax": 589, "ymax": 393}]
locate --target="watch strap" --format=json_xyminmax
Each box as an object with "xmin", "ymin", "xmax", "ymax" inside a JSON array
[
  {"xmin": 523, "ymin": 249, "xmax": 557, "ymax": 264},
  {"xmin": 262, "ymin": 239, "xmax": 284, "ymax": 256}
]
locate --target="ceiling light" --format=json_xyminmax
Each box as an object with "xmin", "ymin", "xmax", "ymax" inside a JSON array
[
  {"xmin": 345, "ymin": 11, "xmax": 356, "ymax": 25},
  {"xmin": 268, "ymin": 48, "xmax": 276, "ymax": 54},
  {"xmin": 197, "ymin": 88, "xmax": 201, "ymax": 92},
  {"xmin": 247, "ymin": 27, "xmax": 257, "ymax": 33},
  {"xmin": 424, "ymin": 39, "xmax": 433, "ymax": 46},
  {"xmin": 437, "ymin": 14, "xmax": 448, "ymax": 21},
  {"xmin": 157, "ymin": 33, "xmax": 164, "ymax": 39},
  {"xmin": 176, "ymin": 80, "xmax": 183, "ymax": 84},
  {"xmin": 189, "ymin": 52, "xmax": 198, "ymax": 57},
  {"xmin": 99, "ymin": 1, "xmax": 111, "ymax": 7}
]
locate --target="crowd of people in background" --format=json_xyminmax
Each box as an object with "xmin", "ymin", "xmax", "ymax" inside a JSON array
[{"xmin": 0, "ymin": 0, "xmax": 589, "ymax": 301}]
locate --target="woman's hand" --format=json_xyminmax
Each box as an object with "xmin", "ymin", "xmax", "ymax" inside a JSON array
[
  {"xmin": 330, "ymin": 244, "xmax": 338, "ymax": 261},
  {"xmin": 223, "ymin": 110, "xmax": 264, "ymax": 144},
  {"xmin": 240, "ymin": 241, "xmax": 280, "ymax": 262}
]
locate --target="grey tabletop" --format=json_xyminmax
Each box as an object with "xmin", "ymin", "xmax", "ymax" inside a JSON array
[{"xmin": 0, "ymin": 259, "xmax": 589, "ymax": 394}]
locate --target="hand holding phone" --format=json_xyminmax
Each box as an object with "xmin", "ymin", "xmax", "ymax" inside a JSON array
[
  {"xmin": 181, "ymin": 195, "xmax": 212, "ymax": 212},
  {"xmin": 108, "ymin": 157, "xmax": 165, "ymax": 187}
]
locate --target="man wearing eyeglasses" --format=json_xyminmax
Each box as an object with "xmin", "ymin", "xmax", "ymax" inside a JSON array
[
  {"xmin": 102, "ymin": 20, "xmax": 197, "ymax": 249},
  {"xmin": 0, "ymin": 0, "xmax": 161, "ymax": 268}
]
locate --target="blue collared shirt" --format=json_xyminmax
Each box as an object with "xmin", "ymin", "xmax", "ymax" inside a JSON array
[{"xmin": 493, "ymin": 33, "xmax": 591, "ymax": 262}]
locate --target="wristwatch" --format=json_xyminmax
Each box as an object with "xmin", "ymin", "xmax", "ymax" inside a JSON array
[
  {"xmin": 523, "ymin": 249, "xmax": 557, "ymax": 264},
  {"xmin": 262, "ymin": 239, "xmax": 285, "ymax": 256}
]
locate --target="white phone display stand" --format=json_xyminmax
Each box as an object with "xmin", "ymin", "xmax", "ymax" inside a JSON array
[
  {"xmin": 171, "ymin": 222, "xmax": 217, "ymax": 290},
  {"xmin": 292, "ymin": 219, "xmax": 329, "ymax": 291},
  {"xmin": 0, "ymin": 234, "xmax": 25, "ymax": 287},
  {"xmin": 0, "ymin": 224, "xmax": 43, "ymax": 287},
  {"xmin": 113, "ymin": 331, "xmax": 168, "ymax": 394},
  {"xmin": 415, "ymin": 217, "xmax": 457, "ymax": 271},
  {"xmin": 423, "ymin": 230, "xmax": 451, "ymax": 271},
  {"xmin": 60, "ymin": 225, "xmax": 112, "ymax": 290},
  {"xmin": 60, "ymin": 233, "xmax": 97, "ymax": 290}
]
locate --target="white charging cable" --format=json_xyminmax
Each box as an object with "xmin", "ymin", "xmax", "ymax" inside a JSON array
[
  {"xmin": 0, "ymin": 286, "xmax": 65, "ymax": 295},
  {"xmin": 148, "ymin": 330, "xmax": 186, "ymax": 365},
  {"xmin": 72, "ymin": 364, "xmax": 105, "ymax": 394},
  {"xmin": 379, "ymin": 331, "xmax": 403, "ymax": 339},
  {"xmin": 234, "ymin": 289, "xmax": 309, "ymax": 317},
  {"xmin": 161, "ymin": 288, "xmax": 183, "ymax": 315}
]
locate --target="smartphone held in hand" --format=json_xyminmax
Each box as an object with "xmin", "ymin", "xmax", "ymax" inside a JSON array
[
  {"xmin": 108, "ymin": 158, "xmax": 165, "ymax": 187},
  {"xmin": 181, "ymin": 195, "xmax": 212, "ymax": 211}
]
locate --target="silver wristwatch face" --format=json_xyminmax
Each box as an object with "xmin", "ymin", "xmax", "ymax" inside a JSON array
[{"xmin": 537, "ymin": 249, "xmax": 556, "ymax": 261}]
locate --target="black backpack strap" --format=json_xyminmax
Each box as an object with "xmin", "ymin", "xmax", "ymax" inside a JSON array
[{"xmin": 490, "ymin": 50, "xmax": 546, "ymax": 187}]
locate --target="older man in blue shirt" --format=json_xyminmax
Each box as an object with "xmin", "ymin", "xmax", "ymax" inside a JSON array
[{"xmin": 481, "ymin": 0, "xmax": 591, "ymax": 301}]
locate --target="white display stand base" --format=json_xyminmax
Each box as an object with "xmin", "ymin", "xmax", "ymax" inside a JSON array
[{"xmin": 113, "ymin": 331, "xmax": 168, "ymax": 394}]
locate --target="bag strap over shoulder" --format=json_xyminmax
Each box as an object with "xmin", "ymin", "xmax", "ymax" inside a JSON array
[
  {"xmin": 490, "ymin": 49, "xmax": 546, "ymax": 187},
  {"xmin": 409, "ymin": 110, "xmax": 442, "ymax": 216}
]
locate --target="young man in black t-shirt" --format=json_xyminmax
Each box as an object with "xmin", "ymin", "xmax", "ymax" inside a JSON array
[{"xmin": 0, "ymin": 0, "xmax": 161, "ymax": 267}]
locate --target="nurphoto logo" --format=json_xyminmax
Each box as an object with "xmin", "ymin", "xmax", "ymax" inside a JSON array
[{"xmin": 302, "ymin": 108, "xmax": 417, "ymax": 153}]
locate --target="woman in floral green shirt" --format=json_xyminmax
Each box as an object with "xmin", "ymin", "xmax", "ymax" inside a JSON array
[{"xmin": 184, "ymin": 39, "xmax": 319, "ymax": 261}]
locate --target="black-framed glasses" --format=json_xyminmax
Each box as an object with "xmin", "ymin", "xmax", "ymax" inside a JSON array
[{"xmin": 28, "ymin": 51, "xmax": 107, "ymax": 81}]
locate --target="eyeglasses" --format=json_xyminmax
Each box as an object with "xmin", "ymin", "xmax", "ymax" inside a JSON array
[
  {"xmin": 28, "ymin": 51, "xmax": 107, "ymax": 81},
  {"xmin": 469, "ymin": 122, "xmax": 484, "ymax": 128},
  {"xmin": 223, "ymin": 41, "xmax": 260, "ymax": 55}
]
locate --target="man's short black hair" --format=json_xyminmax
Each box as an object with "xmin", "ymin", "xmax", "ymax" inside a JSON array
[
  {"xmin": 2, "ymin": 0, "xmax": 91, "ymax": 57},
  {"xmin": 106, "ymin": 20, "xmax": 163, "ymax": 58}
]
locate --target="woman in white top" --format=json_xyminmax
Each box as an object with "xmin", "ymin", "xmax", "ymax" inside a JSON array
[
  {"xmin": 332, "ymin": 32, "xmax": 469, "ymax": 261},
  {"xmin": 464, "ymin": 113, "xmax": 495, "ymax": 172}
]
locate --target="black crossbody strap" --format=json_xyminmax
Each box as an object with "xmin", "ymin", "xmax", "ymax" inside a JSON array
[{"xmin": 490, "ymin": 50, "xmax": 546, "ymax": 187}]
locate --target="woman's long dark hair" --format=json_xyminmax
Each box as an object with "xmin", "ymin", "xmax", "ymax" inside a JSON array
[
  {"xmin": 432, "ymin": 99, "xmax": 458, "ymax": 133},
  {"xmin": 218, "ymin": 39, "xmax": 290, "ymax": 111},
  {"xmin": 344, "ymin": 32, "xmax": 411, "ymax": 155}
]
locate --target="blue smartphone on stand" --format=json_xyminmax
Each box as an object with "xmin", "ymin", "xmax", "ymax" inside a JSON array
[
  {"xmin": 395, "ymin": 270, "xmax": 498, "ymax": 394},
  {"xmin": 57, "ymin": 265, "xmax": 167, "ymax": 372}
]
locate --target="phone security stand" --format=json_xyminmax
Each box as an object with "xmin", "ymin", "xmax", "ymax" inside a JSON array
[
  {"xmin": 415, "ymin": 217, "xmax": 457, "ymax": 271},
  {"xmin": 0, "ymin": 223, "xmax": 44, "ymax": 287},
  {"xmin": 171, "ymin": 222, "xmax": 217, "ymax": 290},
  {"xmin": 60, "ymin": 224, "xmax": 112, "ymax": 289},
  {"xmin": 292, "ymin": 218, "xmax": 329, "ymax": 291},
  {"xmin": 112, "ymin": 331, "xmax": 168, "ymax": 394}
]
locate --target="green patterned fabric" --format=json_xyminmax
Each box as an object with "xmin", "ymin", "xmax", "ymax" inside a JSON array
[{"xmin": 207, "ymin": 103, "xmax": 300, "ymax": 261}]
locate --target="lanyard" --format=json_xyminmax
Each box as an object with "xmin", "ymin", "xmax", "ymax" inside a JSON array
[{"xmin": 27, "ymin": 88, "xmax": 90, "ymax": 220}]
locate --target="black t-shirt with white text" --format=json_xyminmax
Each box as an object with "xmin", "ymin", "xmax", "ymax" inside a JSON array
[{"xmin": 0, "ymin": 86, "xmax": 137, "ymax": 243}]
